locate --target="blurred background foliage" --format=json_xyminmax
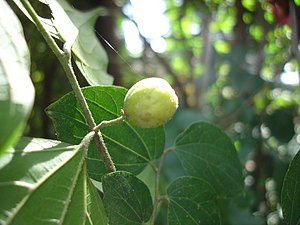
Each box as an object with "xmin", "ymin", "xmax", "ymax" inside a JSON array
[{"xmin": 10, "ymin": 0, "xmax": 300, "ymax": 224}]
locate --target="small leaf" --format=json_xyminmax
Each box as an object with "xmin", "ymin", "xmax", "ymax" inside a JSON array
[
  {"xmin": 46, "ymin": 86, "xmax": 165, "ymax": 180},
  {"xmin": 13, "ymin": 0, "xmax": 112, "ymax": 85},
  {"xmin": 62, "ymin": 3, "xmax": 113, "ymax": 85},
  {"xmin": 175, "ymin": 122, "xmax": 244, "ymax": 198},
  {"xmin": 0, "ymin": 1, "xmax": 35, "ymax": 153},
  {"xmin": 102, "ymin": 171, "xmax": 153, "ymax": 225},
  {"xmin": 281, "ymin": 150, "xmax": 300, "ymax": 225},
  {"xmin": 167, "ymin": 176, "xmax": 221, "ymax": 225},
  {"xmin": 43, "ymin": 0, "xmax": 78, "ymax": 46},
  {"xmin": 12, "ymin": 0, "xmax": 78, "ymax": 45},
  {"xmin": 0, "ymin": 137, "xmax": 107, "ymax": 225}
]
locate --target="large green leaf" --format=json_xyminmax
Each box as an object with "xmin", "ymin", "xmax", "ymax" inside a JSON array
[
  {"xmin": 167, "ymin": 176, "xmax": 220, "ymax": 225},
  {"xmin": 46, "ymin": 86, "xmax": 165, "ymax": 181},
  {"xmin": 0, "ymin": 137, "xmax": 107, "ymax": 225},
  {"xmin": 175, "ymin": 122, "xmax": 244, "ymax": 198},
  {"xmin": 0, "ymin": 1, "xmax": 35, "ymax": 154},
  {"xmin": 60, "ymin": 1, "xmax": 113, "ymax": 86},
  {"xmin": 102, "ymin": 171, "xmax": 153, "ymax": 225},
  {"xmin": 281, "ymin": 150, "xmax": 300, "ymax": 225}
]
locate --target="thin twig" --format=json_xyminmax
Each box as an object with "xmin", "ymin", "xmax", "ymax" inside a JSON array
[{"xmin": 150, "ymin": 147, "xmax": 175, "ymax": 225}]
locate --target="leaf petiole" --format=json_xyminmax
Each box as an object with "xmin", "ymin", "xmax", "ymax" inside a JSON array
[{"xmin": 93, "ymin": 111, "xmax": 125, "ymax": 132}]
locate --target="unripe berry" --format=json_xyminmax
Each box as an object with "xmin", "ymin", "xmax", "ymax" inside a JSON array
[{"xmin": 123, "ymin": 77, "xmax": 179, "ymax": 128}]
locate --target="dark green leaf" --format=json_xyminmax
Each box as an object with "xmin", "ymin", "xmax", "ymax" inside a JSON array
[
  {"xmin": 167, "ymin": 176, "xmax": 220, "ymax": 225},
  {"xmin": 281, "ymin": 150, "xmax": 300, "ymax": 225},
  {"xmin": 102, "ymin": 171, "xmax": 153, "ymax": 225},
  {"xmin": 0, "ymin": 1, "xmax": 35, "ymax": 154},
  {"xmin": 0, "ymin": 137, "xmax": 107, "ymax": 225},
  {"xmin": 46, "ymin": 86, "xmax": 165, "ymax": 180},
  {"xmin": 175, "ymin": 122, "xmax": 244, "ymax": 198}
]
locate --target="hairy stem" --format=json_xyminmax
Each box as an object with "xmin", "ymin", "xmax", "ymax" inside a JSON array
[{"xmin": 19, "ymin": 0, "xmax": 116, "ymax": 172}]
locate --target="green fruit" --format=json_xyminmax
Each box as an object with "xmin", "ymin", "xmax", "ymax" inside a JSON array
[{"xmin": 123, "ymin": 77, "xmax": 179, "ymax": 128}]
